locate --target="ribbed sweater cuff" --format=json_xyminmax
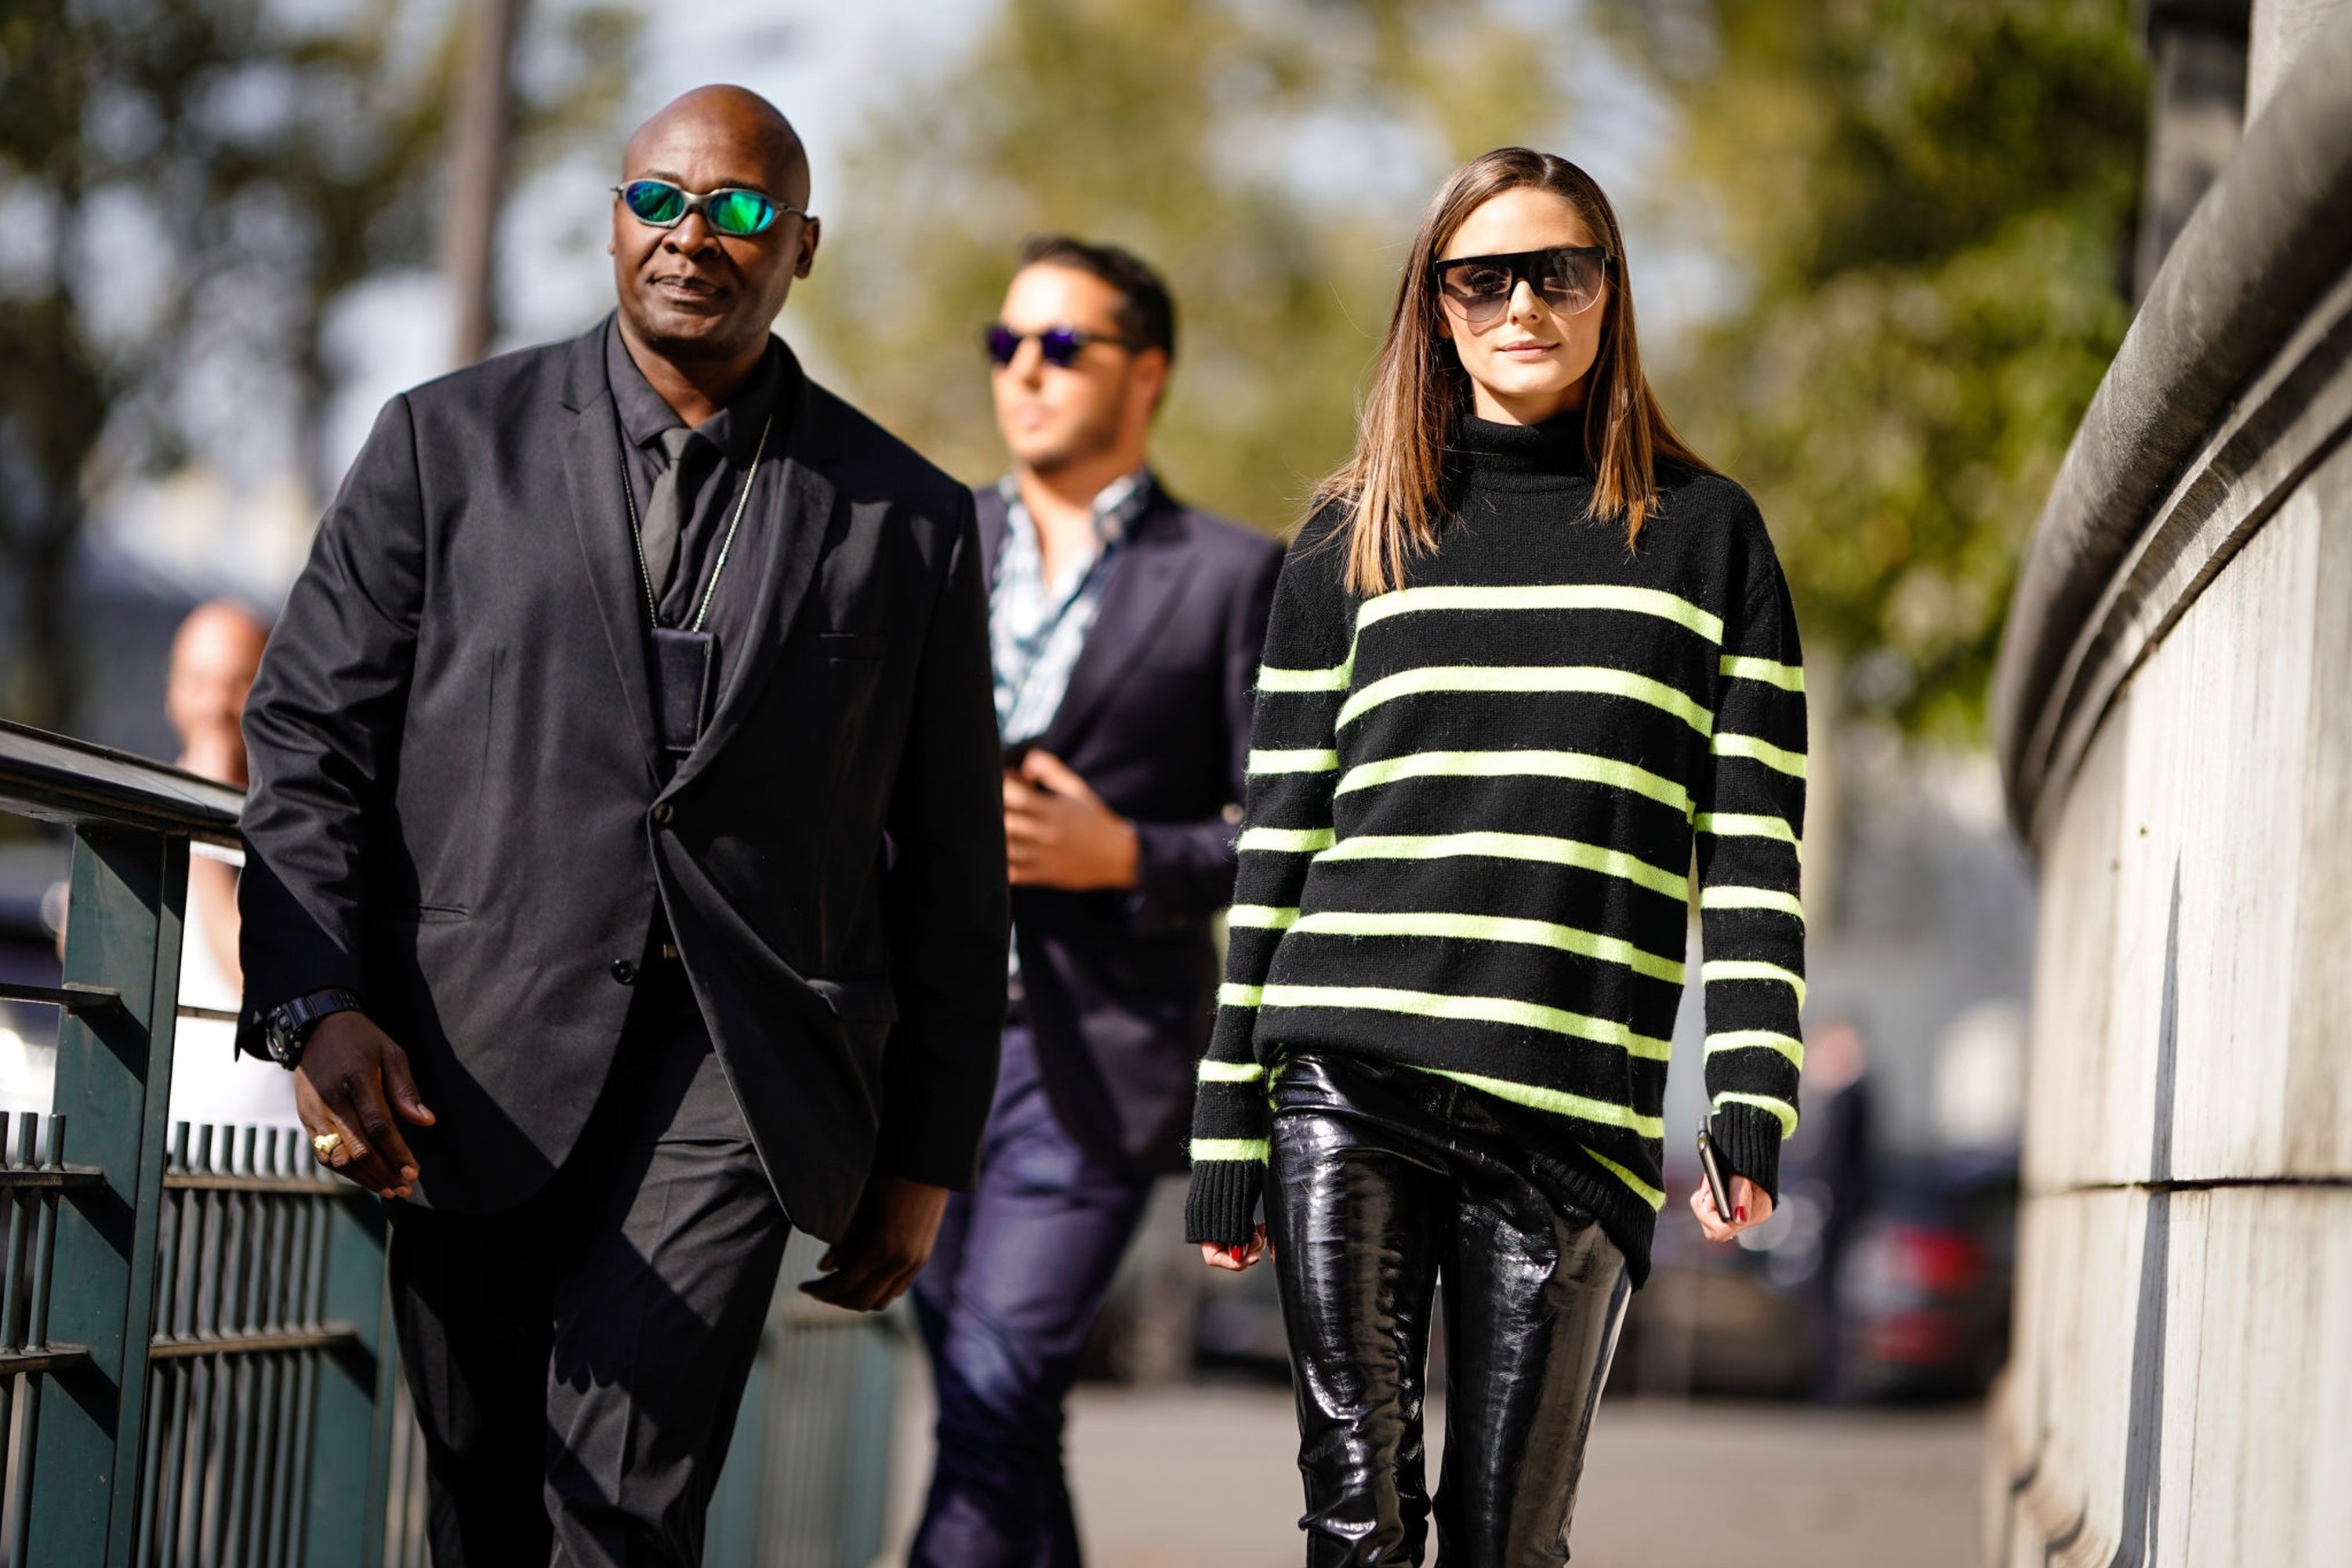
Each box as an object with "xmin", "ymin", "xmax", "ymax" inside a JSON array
[
  {"xmin": 1184, "ymin": 1159, "xmax": 1262, "ymax": 1247},
  {"xmin": 1709, "ymin": 1102, "xmax": 1784, "ymax": 1203}
]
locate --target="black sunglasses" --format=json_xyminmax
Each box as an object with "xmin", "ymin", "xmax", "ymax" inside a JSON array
[
  {"xmin": 1433, "ymin": 246, "xmax": 1613, "ymax": 323},
  {"xmin": 613, "ymin": 179, "xmax": 811, "ymax": 238},
  {"xmin": 983, "ymin": 322, "xmax": 1142, "ymax": 368}
]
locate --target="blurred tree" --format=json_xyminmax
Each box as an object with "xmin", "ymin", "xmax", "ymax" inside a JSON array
[
  {"xmin": 1598, "ymin": 0, "xmax": 2147, "ymax": 735},
  {"xmin": 0, "ymin": 0, "xmax": 633, "ymax": 730},
  {"xmin": 797, "ymin": 0, "xmax": 1574, "ymax": 532}
]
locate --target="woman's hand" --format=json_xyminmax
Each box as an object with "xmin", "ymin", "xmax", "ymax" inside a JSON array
[
  {"xmin": 1200, "ymin": 1223, "xmax": 1269, "ymax": 1272},
  {"xmin": 1690, "ymin": 1174, "xmax": 1773, "ymax": 1243}
]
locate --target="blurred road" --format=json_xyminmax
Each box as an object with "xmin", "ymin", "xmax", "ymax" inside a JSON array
[{"xmin": 882, "ymin": 1375, "xmax": 1982, "ymax": 1566}]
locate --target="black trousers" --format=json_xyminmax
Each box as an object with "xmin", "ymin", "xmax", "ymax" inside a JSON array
[
  {"xmin": 1267, "ymin": 1052, "xmax": 1632, "ymax": 1568},
  {"xmin": 387, "ymin": 963, "xmax": 792, "ymax": 1567}
]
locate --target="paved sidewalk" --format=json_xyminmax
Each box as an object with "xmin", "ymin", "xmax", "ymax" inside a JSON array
[{"xmin": 882, "ymin": 1374, "xmax": 1983, "ymax": 1566}]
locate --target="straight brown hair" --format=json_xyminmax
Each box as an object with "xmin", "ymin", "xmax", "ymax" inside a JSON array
[{"xmin": 1317, "ymin": 147, "xmax": 1711, "ymax": 596}]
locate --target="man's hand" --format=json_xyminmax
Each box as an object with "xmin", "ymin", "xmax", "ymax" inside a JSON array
[
  {"xmin": 798, "ymin": 1175, "xmax": 950, "ymax": 1312},
  {"xmin": 1690, "ymin": 1174, "xmax": 1775, "ymax": 1243},
  {"xmin": 297, "ymin": 1011, "xmax": 436, "ymax": 1200},
  {"xmin": 1004, "ymin": 750, "xmax": 1139, "ymax": 890},
  {"xmin": 1199, "ymin": 1223, "xmax": 1269, "ymax": 1272}
]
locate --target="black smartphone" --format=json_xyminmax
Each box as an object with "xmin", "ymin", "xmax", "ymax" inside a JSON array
[{"xmin": 1695, "ymin": 1125, "xmax": 1735, "ymax": 1227}]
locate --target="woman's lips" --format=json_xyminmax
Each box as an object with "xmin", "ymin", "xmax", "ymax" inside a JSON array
[{"xmin": 1498, "ymin": 340, "xmax": 1557, "ymax": 355}]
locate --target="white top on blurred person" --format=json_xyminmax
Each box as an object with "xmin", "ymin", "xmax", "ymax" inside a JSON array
[{"xmin": 1434, "ymin": 186, "xmax": 1610, "ymax": 428}]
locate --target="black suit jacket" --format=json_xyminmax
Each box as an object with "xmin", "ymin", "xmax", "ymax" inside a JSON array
[
  {"xmin": 979, "ymin": 480, "xmax": 1279, "ymax": 1175},
  {"xmin": 238, "ymin": 319, "xmax": 1007, "ymax": 1240}
]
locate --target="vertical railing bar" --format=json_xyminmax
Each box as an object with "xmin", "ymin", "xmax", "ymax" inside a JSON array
[
  {"xmin": 209, "ymin": 1134, "xmax": 250, "ymax": 1568},
  {"xmin": 255, "ymin": 1134, "xmax": 287, "ymax": 1568},
  {"xmin": 152, "ymin": 1359, "xmax": 188, "ymax": 1568},
  {"xmin": 265, "ymin": 1181, "xmax": 311, "ymax": 1568},
  {"xmin": 227, "ymin": 1127, "xmax": 266, "ymax": 1568},
  {"xmin": 8, "ymin": 1116, "xmax": 67, "ymax": 1568},
  {"xmin": 147, "ymin": 1130, "xmax": 193, "ymax": 1568},
  {"xmin": 242, "ymin": 1130, "xmax": 282, "ymax": 1568},
  {"xmin": 0, "ymin": 1117, "xmax": 27, "ymax": 1555},
  {"xmin": 0, "ymin": 1118, "xmax": 34, "ymax": 1352}
]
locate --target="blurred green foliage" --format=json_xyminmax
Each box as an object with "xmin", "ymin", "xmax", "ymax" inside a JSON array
[
  {"xmin": 1600, "ymin": 0, "xmax": 2147, "ymax": 735},
  {"xmin": 797, "ymin": 0, "xmax": 1574, "ymax": 532},
  {"xmin": 0, "ymin": 0, "xmax": 633, "ymax": 729},
  {"xmin": 809, "ymin": 0, "xmax": 2147, "ymax": 741}
]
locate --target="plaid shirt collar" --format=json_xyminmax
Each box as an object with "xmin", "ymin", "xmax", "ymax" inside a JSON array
[{"xmin": 989, "ymin": 466, "xmax": 1156, "ymax": 744}]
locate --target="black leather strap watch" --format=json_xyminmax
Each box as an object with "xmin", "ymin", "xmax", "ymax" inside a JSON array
[{"xmin": 260, "ymin": 988, "xmax": 365, "ymax": 1069}]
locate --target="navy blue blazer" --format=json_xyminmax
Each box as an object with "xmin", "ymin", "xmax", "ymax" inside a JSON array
[{"xmin": 979, "ymin": 478, "xmax": 1281, "ymax": 1174}]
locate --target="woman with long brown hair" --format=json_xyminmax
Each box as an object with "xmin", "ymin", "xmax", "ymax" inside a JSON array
[{"xmin": 1186, "ymin": 147, "xmax": 1809, "ymax": 1563}]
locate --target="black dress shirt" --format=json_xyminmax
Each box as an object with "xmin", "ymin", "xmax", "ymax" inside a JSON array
[{"xmin": 604, "ymin": 318, "xmax": 791, "ymax": 689}]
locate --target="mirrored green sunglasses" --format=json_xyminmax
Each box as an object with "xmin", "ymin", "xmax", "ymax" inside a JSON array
[{"xmin": 612, "ymin": 179, "xmax": 808, "ymax": 237}]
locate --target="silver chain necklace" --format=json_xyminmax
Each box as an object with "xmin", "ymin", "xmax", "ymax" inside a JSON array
[{"xmin": 620, "ymin": 412, "xmax": 774, "ymax": 632}]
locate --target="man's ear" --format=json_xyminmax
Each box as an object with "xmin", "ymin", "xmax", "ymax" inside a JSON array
[
  {"xmin": 796, "ymin": 218, "xmax": 822, "ymax": 280},
  {"xmin": 1134, "ymin": 347, "xmax": 1172, "ymax": 420}
]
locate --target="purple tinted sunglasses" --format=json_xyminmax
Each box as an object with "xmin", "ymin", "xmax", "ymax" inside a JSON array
[{"xmin": 983, "ymin": 322, "xmax": 1142, "ymax": 368}]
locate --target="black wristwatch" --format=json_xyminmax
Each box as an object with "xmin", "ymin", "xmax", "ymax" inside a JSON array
[{"xmin": 261, "ymin": 988, "xmax": 365, "ymax": 1069}]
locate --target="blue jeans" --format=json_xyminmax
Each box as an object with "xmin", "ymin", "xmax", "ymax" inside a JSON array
[{"xmin": 909, "ymin": 1025, "xmax": 1157, "ymax": 1568}]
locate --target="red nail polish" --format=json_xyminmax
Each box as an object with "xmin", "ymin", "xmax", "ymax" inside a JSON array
[{"xmin": 1734, "ymin": 1205, "xmax": 1747, "ymax": 1222}]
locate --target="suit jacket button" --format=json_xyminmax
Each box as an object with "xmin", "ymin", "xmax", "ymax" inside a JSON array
[
  {"xmin": 611, "ymin": 958, "xmax": 638, "ymax": 985},
  {"xmin": 650, "ymin": 803, "xmax": 674, "ymax": 825}
]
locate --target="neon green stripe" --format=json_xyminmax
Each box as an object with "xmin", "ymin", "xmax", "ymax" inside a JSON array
[
  {"xmin": 1316, "ymin": 832, "xmax": 1687, "ymax": 901},
  {"xmin": 1581, "ymin": 1144, "xmax": 1669, "ymax": 1210},
  {"xmin": 1196, "ymin": 1060, "xmax": 1266, "ymax": 1083},
  {"xmin": 1695, "ymin": 812, "xmax": 1798, "ymax": 844},
  {"xmin": 1338, "ymin": 666, "xmax": 1713, "ymax": 736},
  {"xmin": 1714, "ymin": 1091, "xmax": 1799, "ymax": 1138},
  {"xmin": 1288, "ymin": 910, "xmax": 1684, "ymax": 983},
  {"xmin": 1218, "ymin": 983, "xmax": 1265, "ymax": 1007},
  {"xmin": 1190, "ymin": 1138, "xmax": 1270, "ymax": 1163},
  {"xmin": 1358, "ymin": 583, "xmax": 1723, "ymax": 644},
  {"xmin": 1258, "ymin": 664, "xmax": 1350, "ymax": 692},
  {"xmin": 1705, "ymin": 1030, "xmax": 1806, "ymax": 1068},
  {"xmin": 1237, "ymin": 827, "xmax": 1335, "ymax": 853},
  {"xmin": 1247, "ymin": 749, "xmax": 1339, "ymax": 774},
  {"xmin": 1702, "ymin": 960, "xmax": 1808, "ymax": 1006},
  {"xmin": 1226, "ymin": 905, "xmax": 1300, "ymax": 930},
  {"xmin": 1334, "ymin": 750, "xmax": 1689, "ymax": 815},
  {"xmin": 1257, "ymin": 984, "xmax": 1671, "ymax": 1060},
  {"xmin": 1720, "ymin": 655, "xmax": 1805, "ymax": 692},
  {"xmin": 1711, "ymin": 731, "xmax": 1807, "ymax": 779},
  {"xmin": 1700, "ymin": 886, "xmax": 1806, "ymax": 919},
  {"xmin": 1408, "ymin": 1065, "xmax": 1667, "ymax": 1138}
]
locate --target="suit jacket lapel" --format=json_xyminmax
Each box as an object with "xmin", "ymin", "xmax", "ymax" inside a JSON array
[
  {"xmin": 559, "ymin": 324, "xmax": 660, "ymax": 783},
  {"xmin": 664, "ymin": 351, "xmax": 842, "ymax": 797},
  {"xmin": 976, "ymin": 482, "xmax": 1007, "ymax": 583},
  {"xmin": 1038, "ymin": 495, "xmax": 1196, "ymax": 756}
]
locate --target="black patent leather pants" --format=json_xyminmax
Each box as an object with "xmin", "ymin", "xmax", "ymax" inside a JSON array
[{"xmin": 1267, "ymin": 1052, "xmax": 1632, "ymax": 1566}]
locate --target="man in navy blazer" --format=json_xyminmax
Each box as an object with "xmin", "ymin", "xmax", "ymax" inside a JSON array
[{"xmin": 908, "ymin": 236, "xmax": 1280, "ymax": 1566}]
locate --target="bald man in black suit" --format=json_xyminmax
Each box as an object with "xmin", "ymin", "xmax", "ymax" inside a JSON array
[{"xmin": 237, "ymin": 87, "xmax": 1006, "ymax": 1565}]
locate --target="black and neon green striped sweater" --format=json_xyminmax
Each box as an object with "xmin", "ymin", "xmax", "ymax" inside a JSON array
[{"xmin": 1183, "ymin": 412, "xmax": 1807, "ymax": 1283}]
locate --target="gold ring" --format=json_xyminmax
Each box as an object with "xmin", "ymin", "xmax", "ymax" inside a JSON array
[{"xmin": 311, "ymin": 1132, "xmax": 343, "ymax": 1160}]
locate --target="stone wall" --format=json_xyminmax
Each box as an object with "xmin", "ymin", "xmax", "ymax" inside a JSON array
[{"xmin": 1984, "ymin": 6, "xmax": 2352, "ymax": 1563}]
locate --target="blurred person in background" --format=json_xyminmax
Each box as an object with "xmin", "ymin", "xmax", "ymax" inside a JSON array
[
  {"xmin": 907, "ymin": 236, "xmax": 1280, "ymax": 1568},
  {"xmin": 1187, "ymin": 147, "xmax": 1809, "ymax": 1563},
  {"xmin": 1777, "ymin": 1012, "xmax": 1873, "ymax": 1400},
  {"xmin": 38, "ymin": 602, "xmax": 299, "ymax": 1132},
  {"xmin": 234, "ymin": 85, "xmax": 1006, "ymax": 1566},
  {"xmin": 164, "ymin": 601, "xmax": 301, "ymax": 1131}
]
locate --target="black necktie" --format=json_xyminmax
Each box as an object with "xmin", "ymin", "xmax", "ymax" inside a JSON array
[{"xmin": 640, "ymin": 426, "xmax": 708, "ymax": 609}]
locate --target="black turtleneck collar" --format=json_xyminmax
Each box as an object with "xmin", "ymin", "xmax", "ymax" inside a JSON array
[{"xmin": 1448, "ymin": 407, "xmax": 1595, "ymax": 492}]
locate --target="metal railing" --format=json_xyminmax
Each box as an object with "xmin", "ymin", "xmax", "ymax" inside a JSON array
[
  {"xmin": 0, "ymin": 717, "xmax": 905, "ymax": 1566},
  {"xmin": 0, "ymin": 719, "xmax": 397, "ymax": 1566}
]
